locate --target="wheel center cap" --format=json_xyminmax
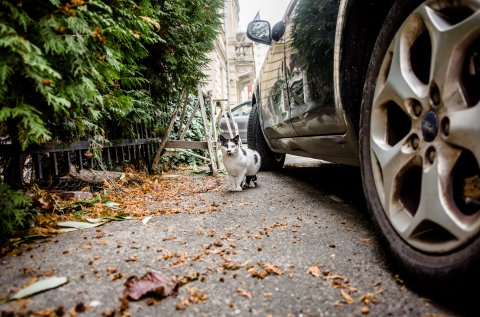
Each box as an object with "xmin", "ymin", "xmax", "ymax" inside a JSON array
[{"xmin": 422, "ymin": 111, "xmax": 439, "ymax": 142}]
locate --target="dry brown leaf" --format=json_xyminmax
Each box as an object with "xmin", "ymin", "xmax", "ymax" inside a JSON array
[
  {"xmin": 223, "ymin": 261, "xmax": 242, "ymax": 271},
  {"xmin": 187, "ymin": 287, "xmax": 207, "ymax": 304},
  {"xmin": 360, "ymin": 306, "xmax": 370, "ymax": 314},
  {"xmin": 163, "ymin": 252, "xmax": 174, "ymax": 260},
  {"xmin": 122, "ymin": 271, "xmax": 178, "ymax": 301},
  {"xmin": 325, "ymin": 274, "xmax": 349, "ymax": 284},
  {"xmin": 237, "ymin": 288, "xmax": 252, "ymax": 300},
  {"xmin": 126, "ymin": 255, "xmax": 138, "ymax": 262},
  {"xmin": 340, "ymin": 289, "xmax": 354, "ymax": 304},
  {"xmin": 262, "ymin": 263, "xmax": 283, "ymax": 275},
  {"xmin": 359, "ymin": 238, "xmax": 374, "ymax": 244},
  {"xmin": 331, "ymin": 281, "xmax": 346, "ymax": 289},
  {"xmin": 360, "ymin": 291, "xmax": 382, "ymax": 304},
  {"xmin": 111, "ymin": 272, "xmax": 124, "ymax": 281},
  {"xmin": 207, "ymin": 230, "xmax": 217, "ymax": 237},
  {"xmin": 307, "ymin": 265, "xmax": 321, "ymax": 277},
  {"xmin": 176, "ymin": 298, "xmax": 189, "ymax": 310},
  {"xmin": 247, "ymin": 267, "xmax": 267, "ymax": 279}
]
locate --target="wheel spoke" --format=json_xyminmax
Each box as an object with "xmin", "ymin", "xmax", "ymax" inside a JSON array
[
  {"xmin": 373, "ymin": 35, "xmax": 427, "ymax": 110},
  {"xmin": 371, "ymin": 138, "xmax": 415, "ymax": 214},
  {"xmin": 447, "ymin": 105, "xmax": 480, "ymax": 163},
  {"xmin": 403, "ymin": 148, "xmax": 470, "ymax": 246},
  {"xmin": 419, "ymin": 6, "xmax": 480, "ymax": 93}
]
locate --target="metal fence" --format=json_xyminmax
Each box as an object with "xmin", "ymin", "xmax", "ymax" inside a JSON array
[{"xmin": 0, "ymin": 124, "xmax": 160, "ymax": 188}]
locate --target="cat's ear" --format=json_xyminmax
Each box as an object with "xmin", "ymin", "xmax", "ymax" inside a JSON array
[
  {"xmin": 233, "ymin": 135, "xmax": 240, "ymax": 143},
  {"xmin": 219, "ymin": 135, "xmax": 227, "ymax": 143}
]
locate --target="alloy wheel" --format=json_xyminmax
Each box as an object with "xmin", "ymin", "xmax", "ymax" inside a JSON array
[{"xmin": 370, "ymin": 0, "xmax": 480, "ymax": 253}]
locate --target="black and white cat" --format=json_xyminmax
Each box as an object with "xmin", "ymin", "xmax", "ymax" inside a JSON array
[{"xmin": 219, "ymin": 135, "xmax": 261, "ymax": 191}]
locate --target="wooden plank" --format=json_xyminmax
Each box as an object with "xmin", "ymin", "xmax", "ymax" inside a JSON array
[
  {"xmin": 179, "ymin": 100, "xmax": 200, "ymax": 141},
  {"xmin": 176, "ymin": 93, "xmax": 190, "ymax": 140},
  {"xmin": 210, "ymin": 93, "xmax": 222, "ymax": 170},
  {"xmin": 197, "ymin": 84, "xmax": 218, "ymax": 174},
  {"xmin": 164, "ymin": 141, "xmax": 208, "ymax": 150},
  {"xmin": 151, "ymin": 90, "xmax": 186, "ymax": 171}
]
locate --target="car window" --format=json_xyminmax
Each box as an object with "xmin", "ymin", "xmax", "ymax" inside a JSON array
[{"xmin": 231, "ymin": 102, "xmax": 252, "ymax": 117}]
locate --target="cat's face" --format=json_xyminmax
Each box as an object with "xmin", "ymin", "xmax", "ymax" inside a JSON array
[{"xmin": 219, "ymin": 135, "xmax": 240, "ymax": 156}]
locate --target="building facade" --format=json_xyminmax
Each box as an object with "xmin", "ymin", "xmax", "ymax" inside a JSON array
[{"xmin": 204, "ymin": 0, "xmax": 256, "ymax": 109}]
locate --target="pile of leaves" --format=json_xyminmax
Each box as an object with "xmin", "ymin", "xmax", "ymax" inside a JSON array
[{"xmin": 0, "ymin": 166, "xmax": 224, "ymax": 256}]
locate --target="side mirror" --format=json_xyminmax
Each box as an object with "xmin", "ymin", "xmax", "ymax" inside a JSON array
[
  {"xmin": 247, "ymin": 20, "xmax": 272, "ymax": 45},
  {"xmin": 272, "ymin": 21, "xmax": 286, "ymax": 42}
]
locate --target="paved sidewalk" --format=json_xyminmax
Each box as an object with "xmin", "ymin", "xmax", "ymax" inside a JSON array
[{"xmin": 0, "ymin": 160, "xmax": 469, "ymax": 316}]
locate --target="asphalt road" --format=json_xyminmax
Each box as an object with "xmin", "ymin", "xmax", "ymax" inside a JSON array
[{"xmin": 0, "ymin": 156, "xmax": 473, "ymax": 316}]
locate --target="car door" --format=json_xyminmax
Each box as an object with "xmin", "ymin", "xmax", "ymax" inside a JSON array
[
  {"xmin": 285, "ymin": 0, "xmax": 346, "ymax": 136},
  {"xmin": 258, "ymin": 14, "xmax": 298, "ymax": 139}
]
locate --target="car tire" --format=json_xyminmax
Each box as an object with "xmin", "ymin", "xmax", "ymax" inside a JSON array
[
  {"xmin": 360, "ymin": 0, "xmax": 480, "ymax": 297},
  {"xmin": 247, "ymin": 103, "xmax": 285, "ymax": 170}
]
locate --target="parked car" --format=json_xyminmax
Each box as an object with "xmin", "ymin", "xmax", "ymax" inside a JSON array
[
  {"xmin": 246, "ymin": 0, "xmax": 480, "ymax": 295},
  {"xmin": 220, "ymin": 100, "xmax": 252, "ymax": 143}
]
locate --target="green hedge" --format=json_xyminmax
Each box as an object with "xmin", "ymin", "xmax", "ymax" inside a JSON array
[
  {"xmin": 0, "ymin": 0, "xmax": 222, "ymax": 241},
  {"xmin": 0, "ymin": 0, "xmax": 223, "ymax": 149}
]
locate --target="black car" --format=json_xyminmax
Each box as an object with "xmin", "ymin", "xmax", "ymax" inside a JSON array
[{"xmin": 246, "ymin": 0, "xmax": 480, "ymax": 294}]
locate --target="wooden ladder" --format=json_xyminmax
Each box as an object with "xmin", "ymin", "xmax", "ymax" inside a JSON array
[{"xmin": 151, "ymin": 84, "xmax": 219, "ymax": 174}]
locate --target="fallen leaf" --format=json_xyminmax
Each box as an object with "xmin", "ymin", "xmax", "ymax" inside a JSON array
[
  {"xmin": 359, "ymin": 238, "xmax": 374, "ymax": 244},
  {"xmin": 360, "ymin": 306, "xmax": 370, "ymax": 314},
  {"xmin": 111, "ymin": 273, "xmax": 124, "ymax": 281},
  {"xmin": 142, "ymin": 216, "xmax": 153, "ymax": 225},
  {"xmin": 360, "ymin": 290, "xmax": 382, "ymax": 304},
  {"xmin": 212, "ymin": 240, "xmax": 223, "ymax": 247},
  {"xmin": 187, "ymin": 287, "xmax": 207, "ymax": 304},
  {"xmin": 328, "ymin": 195, "xmax": 344, "ymax": 203},
  {"xmin": 57, "ymin": 221, "xmax": 103, "ymax": 229},
  {"xmin": 333, "ymin": 300, "xmax": 343, "ymax": 307},
  {"xmin": 262, "ymin": 263, "xmax": 283, "ymax": 275},
  {"xmin": 325, "ymin": 274, "xmax": 349, "ymax": 284},
  {"xmin": 86, "ymin": 216, "xmax": 133, "ymax": 223},
  {"xmin": 223, "ymin": 261, "xmax": 242, "ymax": 271},
  {"xmin": 247, "ymin": 267, "xmax": 267, "ymax": 279},
  {"xmin": 103, "ymin": 201, "xmax": 122, "ymax": 210},
  {"xmin": 10, "ymin": 276, "xmax": 68, "ymax": 300},
  {"xmin": 237, "ymin": 288, "xmax": 252, "ymax": 300},
  {"xmin": 340, "ymin": 289, "xmax": 354, "ymax": 304},
  {"xmin": 307, "ymin": 265, "xmax": 321, "ymax": 277},
  {"xmin": 176, "ymin": 298, "xmax": 189, "ymax": 310},
  {"xmin": 126, "ymin": 255, "xmax": 138, "ymax": 262},
  {"xmin": 207, "ymin": 229, "xmax": 216, "ymax": 237},
  {"xmin": 122, "ymin": 271, "xmax": 178, "ymax": 301}
]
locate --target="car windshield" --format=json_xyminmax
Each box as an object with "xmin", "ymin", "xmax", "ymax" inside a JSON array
[{"xmin": 231, "ymin": 102, "xmax": 252, "ymax": 117}]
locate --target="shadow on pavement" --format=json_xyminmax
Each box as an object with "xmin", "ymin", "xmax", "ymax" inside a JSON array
[{"xmin": 281, "ymin": 161, "xmax": 367, "ymax": 212}]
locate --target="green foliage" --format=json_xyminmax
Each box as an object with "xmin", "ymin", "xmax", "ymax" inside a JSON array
[
  {"xmin": 0, "ymin": 0, "xmax": 223, "ymax": 149},
  {"xmin": 0, "ymin": 183, "xmax": 33, "ymax": 241},
  {"xmin": 0, "ymin": 0, "xmax": 222, "ymax": 238}
]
